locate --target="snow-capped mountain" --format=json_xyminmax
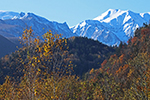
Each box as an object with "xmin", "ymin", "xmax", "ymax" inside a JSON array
[
  {"xmin": 71, "ymin": 9, "xmax": 150, "ymax": 46},
  {"xmin": 0, "ymin": 11, "xmax": 76, "ymax": 44},
  {"xmin": 0, "ymin": 9, "xmax": 150, "ymax": 47}
]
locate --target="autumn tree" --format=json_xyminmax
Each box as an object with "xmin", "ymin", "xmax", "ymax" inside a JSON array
[
  {"xmin": 0, "ymin": 27, "xmax": 76, "ymax": 100},
  {"xmin": 125, "ymin": 52, "xmax": 150, "ymax": 100}
]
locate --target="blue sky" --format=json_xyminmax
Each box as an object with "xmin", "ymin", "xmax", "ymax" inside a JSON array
[{"xmin": 0, "ymin": 0, "xmax": 150, "ymax": 26}]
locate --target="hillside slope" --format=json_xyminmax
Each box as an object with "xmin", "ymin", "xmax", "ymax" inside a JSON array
[{"xmin": 0, "ymin": 34, "xmax": 17, "ymax": 58}]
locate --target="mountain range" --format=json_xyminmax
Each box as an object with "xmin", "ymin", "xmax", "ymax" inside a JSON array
[{"xmin": 0, "ymin": 9, "xmax": 150, "ymax": 57}]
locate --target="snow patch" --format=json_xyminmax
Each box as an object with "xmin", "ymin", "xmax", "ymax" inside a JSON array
[
  {"xmin": 123, "ymin": 15, "xmax": 131, "ymax": 24},
  {"xmin": 12, "ymin": 16, "xmax": 18, "ymax": 19},
  {"xmin": 20, "ymin": 13, "xmax": 28, "ymax": 19},
  {"xmin": 80, "ymin": 21, "xmax": 86, "ymax": 28},
  {"xmin": 0, "ymin": 10, "xmax": 6, "ymax": 12}
]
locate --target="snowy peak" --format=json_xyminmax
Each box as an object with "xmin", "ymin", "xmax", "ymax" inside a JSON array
[
  {"xmin": 0, "ymin": 11, "xmax": 76, "ymax": 44},
  {"xmin": 93, "ymin": 9, "xmax": 137, "ymax": 24},
  {"xmin": 0, "ymin": 11, "xmax": 33, "ymax": 20},
  {"xmin": 93, "ymin": 9, "xmax": 126, "ymax": 22},
  {"xmin": 94, "ymin": 9, "xmax": 150, "ymax": 25},
  {"xmin": 0, "ymin": 11, "xmax": 20, "ymax": 20},
  {"xmin": 0, "ymin": 11, "xmax": 49, "ymax": 24},
  {"xmin": 71, "ymin": 9, "xmax": 150, "ymax": 46}
]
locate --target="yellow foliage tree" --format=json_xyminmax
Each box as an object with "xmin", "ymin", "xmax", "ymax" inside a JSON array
[{"xmin": 0, "ymin": 27, "xmax": 76, "ymax": 100}]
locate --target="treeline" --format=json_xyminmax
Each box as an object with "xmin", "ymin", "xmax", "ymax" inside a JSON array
[{"xmin": 0, "ymin": 24, "xmax": 150, "ymax": 99}]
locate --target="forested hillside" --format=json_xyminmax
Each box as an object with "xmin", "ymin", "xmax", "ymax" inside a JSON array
[
  {"xmin": 0, "ymin": 35, "xmax": 115, "ymax": 83},
  {"xmin": 67, "ymin": 36, "xmax": 115, "ymax": 76},
  {"xmin": 0, "ymin": 24, "xmax": 149, "ymax": 99},
  {"xmin": 85, "ymin": 23, "xmax": 150, "ymax": 99}
]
